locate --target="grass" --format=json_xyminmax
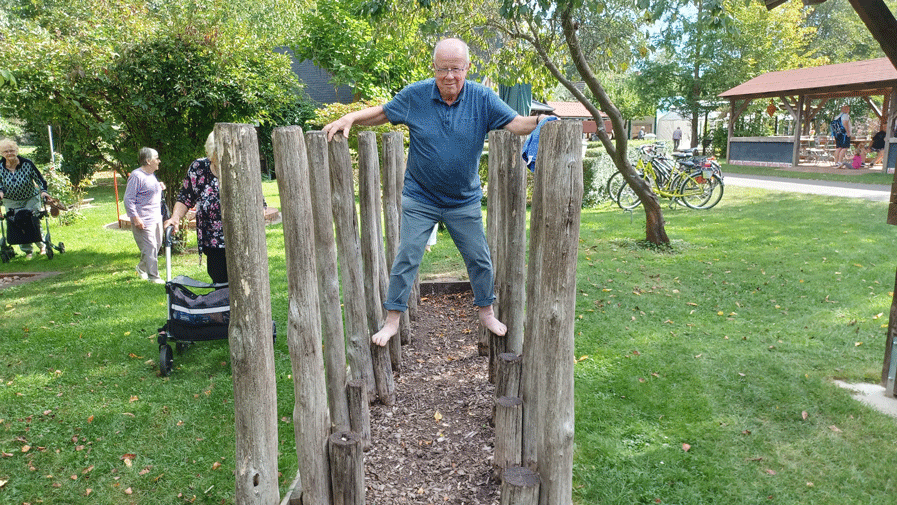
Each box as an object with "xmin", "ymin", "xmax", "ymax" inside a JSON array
[{"xmin": 2, "ymin": 170, "xmax": 897, "ymax": 504}]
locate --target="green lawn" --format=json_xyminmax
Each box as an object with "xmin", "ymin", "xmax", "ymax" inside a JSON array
[{"xmin": 2, "ymin": 172, "xmax": 896, "ymax": 504}]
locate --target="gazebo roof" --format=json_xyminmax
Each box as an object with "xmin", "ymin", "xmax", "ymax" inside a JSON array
[{"xmin": 719, "ymin": 58, "xmax": 897, "ymax": 101}]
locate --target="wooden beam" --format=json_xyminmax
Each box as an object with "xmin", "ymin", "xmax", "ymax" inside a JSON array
[
  {"xmin": 864, "ymin": 96, "xmax": 883, "ymax": 118},
  {"xmin": 848, "ymin": 0, "xmax": 897, "ymax": 70}
]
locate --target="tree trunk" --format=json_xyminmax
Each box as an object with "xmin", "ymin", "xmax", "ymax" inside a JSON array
[
  {"xmin": 215, "ymin": 123, "xmax": 279, "ymax": 504},
  {"xmin": 272, "ymin": 126, "xmax": 332, "ymax": 505}
]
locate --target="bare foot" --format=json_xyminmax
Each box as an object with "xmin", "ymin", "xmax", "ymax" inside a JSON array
[
  {"xmin": 479, "ymin": 305, "xmax": 507, "ymax": 336},
  {"xmin": 372, "ymin": 311, "xmax": 401, "ymax": 346}
]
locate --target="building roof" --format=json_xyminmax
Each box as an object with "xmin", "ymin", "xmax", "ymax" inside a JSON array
[
  {"xmin": 719, "ymin": 58, "xmax": 897, "ymax": 100},
  {"xmin": 545, "ymin": 101, "xmax": 607, "ymax": 119}
]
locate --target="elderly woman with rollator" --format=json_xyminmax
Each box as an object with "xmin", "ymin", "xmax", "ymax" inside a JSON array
[
  {"xmin": 0, "ymin": 138, "xmax": 50, "ymax": 259},
  {"xmin": 324, "ymin": 37, "xmax": 548, "ymax": 347}
]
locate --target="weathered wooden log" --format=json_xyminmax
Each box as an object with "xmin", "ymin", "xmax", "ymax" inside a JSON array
[
  {"xmin": 494, "ymin": 396, "xmax": 523, "ymax": 478},
  {"xmin": 273, "ymin": 126, "xmax": 332, "ymax": 504},
  {"xmin": 329, "ymin": 431, "xmax": 364, "ymax": 505},
  {"xmin": 215, "ymin": 123, "xmax": 279, "ymax": 504},
  {"xmin": 305, "ymin": 131, "xmax": 351, "ymax": 432},
  {"xmin": 500, "ymin": 466, "xmax": 540, "ymax": 505},
  {"xmin": 382, "ymin": 132, "xmax": 410, "ymax": 352},
  {"xmin": 521, "ymin": 120, "xmax": 582, "ymax": 504},
  {"xmin": 496, "ymin": 132, "xmax": 527, "ymax": 356},
  {"xmin": 358, "ymin": 132, "xmax": 397, "ymax": 404},
  {"xmin": 496, "ymin": 352, "xmax": 522, "ymax": 400},
  {"xmin": 486, "ymin": 132, "xmax": 506, "ymax": 381},
  {"xmin": 329, "ymin": 135, "xmax": 377, "ymax": 398},
  {"xmin": 346, "ymin": 379, "xmax": 371, "ymax": 452}
]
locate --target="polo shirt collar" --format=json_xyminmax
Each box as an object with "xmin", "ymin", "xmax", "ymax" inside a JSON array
[{"xmin": 431, "ymin": 79, "xmax": 467, "ymax": 106}]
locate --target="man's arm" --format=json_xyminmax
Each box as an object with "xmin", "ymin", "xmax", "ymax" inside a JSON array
[
  {"xmin": 503, "ymin": 114, "xmax": 547, "ymax": 136},
  {"xmin": 323, "ymin": 105, "xmax": 389, "ymax": 141}
]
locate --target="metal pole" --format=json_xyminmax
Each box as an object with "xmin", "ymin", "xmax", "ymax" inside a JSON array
[{"xmin": 47, "ymin": 125, "xmax": 55, "ymax": 167}]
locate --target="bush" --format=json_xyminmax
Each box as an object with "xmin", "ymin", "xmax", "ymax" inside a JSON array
[{"xmin": 41, "ymin": 161, "xmax": 91, "ymax": 226}]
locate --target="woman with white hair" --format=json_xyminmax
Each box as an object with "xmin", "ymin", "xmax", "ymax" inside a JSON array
[
  {"xmin": 124, "ymin": 147, "xmax": 165, "ymax": 283},
  {"xmin": 164, "ymin": 132, "xmax": 229, "ymax": 283},
  {"xmin": 0, "ymin": 138, "xmax": 50, "ymax": 259}
]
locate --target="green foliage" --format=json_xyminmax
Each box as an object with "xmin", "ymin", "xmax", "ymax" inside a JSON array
[
  {"xmin": 104, "ymin": 26, "xmax": 308, "ymax": 207},
  {"xmin": 311, "ymin": 101, "xmax": 409, "ymax": 151},
  {"xmin": 291, "ymin": 0, "xmax": 432, "ymax": 100},
  {"xmin": 40, "ymin": 161, "xmax": 91, "ymax": 226}
]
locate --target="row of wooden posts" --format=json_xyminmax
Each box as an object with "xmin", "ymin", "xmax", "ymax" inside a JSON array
[{"xmin": 213, "ymin": 119, "xmax": 582, "ymax": 505}]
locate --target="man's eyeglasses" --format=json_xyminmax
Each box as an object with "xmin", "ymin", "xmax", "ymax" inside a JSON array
[{"xmin": 434, "ymin": 66, "xmax": 468, "ymax": 77}]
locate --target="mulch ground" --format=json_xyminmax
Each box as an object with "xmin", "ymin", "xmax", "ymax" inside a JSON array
[{"xmin": 364, "ymin": 289, "xmax": 499, "ymax": 505}]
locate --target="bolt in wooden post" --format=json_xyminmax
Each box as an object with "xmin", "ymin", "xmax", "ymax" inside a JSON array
[
  {"xmin": 329, "ymin": 431, "xmax": 364, "ymax": 505},
  {"xmin": 273, "ymin": 126, "xmax": 332, "ymax": 504},
  {"xmin": 215, "ymin": 123, "xmax": 279, "ymax": 504},
  {"xmin": 305, "ymin": 131, "xmax": 351, "ymax": 432}
]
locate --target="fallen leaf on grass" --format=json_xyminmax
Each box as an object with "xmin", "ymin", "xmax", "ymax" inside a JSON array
[
  {"xmin": 85, "ymin": 488, "xmax": 92, "ymax": 496},
  {"xmin": 0, "ymin": 478, "xmax": 6, "ymax": 487},
  {"xmin": 801, "ymin": 411, "xmax": 808, "ymax": 420},
  {"xmin": 682, "ymin": 443, "xmax": 691, "ymax": 452},
  {"xmin": 125, "ymin": 487, "xmax": 133, "ymax": 495},
  {"xmin": 829, "ymin": 425, "xmax": 842, "ymax": 433},
  {"xmin": 765, "ymin": 469, "xmax": 777, "ymax": 475},
  {"xmin": 87, "ymin": 415, "xmax": 93, "ymax": 423},
  {"xmin": 211, "ymin": 461, "xmax": 221, "ymax": 470},
  {"xmin": 129, "ymin": 396, "xmax": 139, "ymax": 403}
]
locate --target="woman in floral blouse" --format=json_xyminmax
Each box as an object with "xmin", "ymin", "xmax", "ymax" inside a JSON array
[
  {"xmin": 164, "ymin": 132, "xmax": 228, "ymax": 283},
  {"xmin": 0, "ymin": 138, "xmax": 50, "ymax": 259}
]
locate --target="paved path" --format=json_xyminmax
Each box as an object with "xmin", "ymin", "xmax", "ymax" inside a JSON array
[{"xmin": 725, "ymin": 174, "xmax": 890, "ymax": 201}]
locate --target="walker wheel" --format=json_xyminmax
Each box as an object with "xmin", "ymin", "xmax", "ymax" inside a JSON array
[
  {"xmin": 58, "ymin": 242, "xmax": 65, "ymax": 253},
  {"xmin": 1, "ymin": 251, "xmax": 8, "ymax": 263},
  {"xmin": 159, "ymin": 344, "xmax": 173, "ymax": 376},
  {"xmin": 176, "ymin": 342, "xmax": 190, "ymax": 354},
  {"xmin": 45, "ymin": 245, "xmax": 53, "ymax": 259}
]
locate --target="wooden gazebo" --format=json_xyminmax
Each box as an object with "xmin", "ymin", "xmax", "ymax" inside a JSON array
[{"xmin": 718, "ymin": 58, "xmax": 897, "ymax": 169}]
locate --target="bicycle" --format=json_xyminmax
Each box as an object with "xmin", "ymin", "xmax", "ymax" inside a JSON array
[
  {"xmin": 605, "ymin": 142, "xmax": 665, "ymax": 204},
  {"xmin": 616, "ymin": 146, "xmax": 724, "ymax": 210}
]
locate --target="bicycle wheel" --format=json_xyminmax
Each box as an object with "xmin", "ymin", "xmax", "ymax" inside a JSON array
[
  {"xmin": 605, "ymin": 171, "xmax": 626, "ymax": 203},
  {"xmin": 679, "ymin": 173, "xmax": 724, "ymax": 210},
  {"xmin": 616, "ymin": 180, "xmax": 642, "ymax": 210}
]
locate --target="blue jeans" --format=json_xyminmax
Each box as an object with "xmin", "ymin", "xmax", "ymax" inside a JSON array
[{"xmin": 384, "ymin": 196, "xmax": 495, "ymax": 311}]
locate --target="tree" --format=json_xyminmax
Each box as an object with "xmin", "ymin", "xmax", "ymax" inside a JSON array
[
  {"xmin": 448, "ymin": 0, "xmax": 669, "ymax": 244},
  {"xmin": 290, "ymin": 0, "xmax": 435, "ymax": 100},
  {"xmin": 105, "ymin": 26, "xmax": 311, "ymax": 206},
  {"xmin": 638, "ymin": 0, "xmax": 821, "ymax": 149}
]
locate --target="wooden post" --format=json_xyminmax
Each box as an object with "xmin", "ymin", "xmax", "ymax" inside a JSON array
[
  {"xmin": 358, "ymin": 132, "xmax": 397, "ymax": 405},
  {"xmin": 521, "ymin": 120, "xmax": 582, "ymax": 504},
  {"xmin": 486, "ymin": 132, "xmax": 505, "ymax": 380},
  {"xmin": 346, "ymin": 379, "xmax": 372, "ymax": 451},
  {"xmin": 329, "ymin": 431, "xmax": 365, "ymax": 505},
  {"xmin": 305, "ymin": 131, "xmax": 351, "ymax": 432},
  {"xmin": 490, "ymin": 130, "xmax": 527, "ymax": 365},
  {"xmin": 494, "ymin": 396, "xmax": 523, "ymax": 478},
  {"xmin": 500, "ymin": 466, "xmax": 540, "ymax": 505},
  {"xmin": 496, "ymin": 352, "xmax": 522, "ymax": 399},
  {"xmin": 382, "ymin": 132, "xmax": 412, "ymax": 349},
  {"xmin": 273, "ymin": 126, "xmax": 332, "ymax": 505},
  {"xmin": 215, "ymin": 123, "xmax": 279, "ymax": 504},
  {"xmin": 329, "ymin": 135, "xmax": 377, "ymax": 398}
]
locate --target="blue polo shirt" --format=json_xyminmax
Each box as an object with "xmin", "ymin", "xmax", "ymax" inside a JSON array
[{"xmin": 382, "ymin": 79, "xmax": 518, "ymax": 208}]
